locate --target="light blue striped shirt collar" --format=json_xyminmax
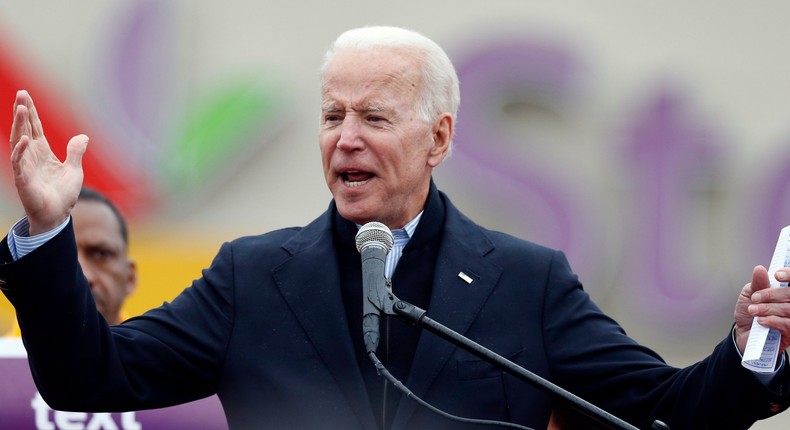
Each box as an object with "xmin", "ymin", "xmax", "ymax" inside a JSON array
[
  {"xmin": 396, "ymin": 212, "xmax": 422, "ymax": 242},
  {"xmin": 357, "ymin": 212, "xmax": 423, "ymax": 279},
  {"xmin": 354, "ymin": 212, "xmax": 423, "ymax": 244}
]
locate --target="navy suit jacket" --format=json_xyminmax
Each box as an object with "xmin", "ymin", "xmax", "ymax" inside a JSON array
[{"xmin": 1, "ymin": 188, "xmax": 789, "ymax": 429}]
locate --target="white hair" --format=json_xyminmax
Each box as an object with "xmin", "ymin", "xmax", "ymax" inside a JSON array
[{"xmin": 320, "ymin": 26, "xmax": 460, "ymax": 124}]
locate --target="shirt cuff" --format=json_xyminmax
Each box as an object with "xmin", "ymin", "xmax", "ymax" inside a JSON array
[
  {"xmin": 8, "ymin": 216, "xmax": 70, "ymax": 261},
  {"xmin": 731, "ymin": 326, "xmax": 786, "ymax": 387}
]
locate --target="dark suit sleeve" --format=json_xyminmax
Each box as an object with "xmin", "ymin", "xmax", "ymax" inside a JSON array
[
  {"xmin": 0, "ymin": 221, "xmax": 234, "ymax": 412},
  {"xmin": 542, "ymin": 249, "xmax": 790, "ymax": 429}
]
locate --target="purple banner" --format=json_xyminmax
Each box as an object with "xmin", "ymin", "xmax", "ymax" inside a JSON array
[{"xmin": 0, "ymin": 338, "xmax": 227, "ymax": 429}]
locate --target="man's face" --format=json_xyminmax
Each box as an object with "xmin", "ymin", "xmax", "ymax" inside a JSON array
[
  {"xmin": 72, "ymin": 200, "xmax": 136, "ymax": 325},
  {"xmin": 319, "ymin": 47, "xmax": 451, "ymax": 229}
]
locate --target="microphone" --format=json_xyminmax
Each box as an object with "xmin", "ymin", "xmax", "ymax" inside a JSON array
[{"xmin": 355, "ymin": 222, "xmax": 394, "ymax": 353}]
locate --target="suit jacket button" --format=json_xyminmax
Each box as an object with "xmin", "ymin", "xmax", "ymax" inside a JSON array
[
  {"xmin": 769, "ymin": 403, "xmax": 781, "ymax": 413},
  {"xmin": 0, "ymin": 278, "xmax": 8, "ymax": 291}
]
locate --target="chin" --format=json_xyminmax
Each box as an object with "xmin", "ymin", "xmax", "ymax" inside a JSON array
[{"xmin": 336, "ymin": 205, "xmax": 374, "ymax": 225}]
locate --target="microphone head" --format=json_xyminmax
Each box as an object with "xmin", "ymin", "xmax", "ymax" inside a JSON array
[{"xmin": 355, "ymin": 222, "xmax": 394, "ymax": 254}]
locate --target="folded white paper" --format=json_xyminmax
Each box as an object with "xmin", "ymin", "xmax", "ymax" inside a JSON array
[{"xmin": 741, "ymin": 225, "xmax": 790, "ymax": 373}]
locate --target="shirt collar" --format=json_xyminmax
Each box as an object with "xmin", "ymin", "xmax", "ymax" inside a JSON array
[
  {"xmin": 399, "ymin": 212, "xmax": 423, "ymax": 239},
  {"xmin": 355, "ymin": 211, "xmax": 423, "ymax": 241}
]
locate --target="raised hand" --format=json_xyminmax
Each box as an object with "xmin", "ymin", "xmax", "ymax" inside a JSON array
[
  {"xmin": 734, "ymin": 266, "xmax": 790, "ymax": 355},
  {"xmin": 9, "ymin": 90, "xmax": 88, "ymax": 235}
]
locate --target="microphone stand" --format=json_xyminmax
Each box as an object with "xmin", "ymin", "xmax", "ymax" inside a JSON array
[{"xmin": 373, "ymin": 292, "xmax": 668, "ymax": 430}]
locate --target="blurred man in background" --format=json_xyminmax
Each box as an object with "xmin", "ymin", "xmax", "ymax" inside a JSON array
[{"xmin": 4, "ymin": 187, "xmax": 135, "ymax": 335}]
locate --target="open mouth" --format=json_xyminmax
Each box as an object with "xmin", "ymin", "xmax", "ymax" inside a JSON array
[{"xmin": 341, "ymin": 170, "xmax": 374, "ymax": 188}]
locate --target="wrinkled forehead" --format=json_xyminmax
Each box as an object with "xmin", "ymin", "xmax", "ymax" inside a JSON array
[
  {"xmin": 322, "ymin": 47, "xmax": 422, "ymax": 89},
  {"xmin": 321, "ymin": 48, "xmax": 423, "ymax": 110}
]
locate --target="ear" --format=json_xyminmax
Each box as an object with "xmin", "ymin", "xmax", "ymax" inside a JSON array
[
  {"xmin": 125, "ymin": 259, "xmax": 138, "ymax": 296},
  {"xmin": 427, "ymin": 113, "xmax": 453, "ymax": 168}
]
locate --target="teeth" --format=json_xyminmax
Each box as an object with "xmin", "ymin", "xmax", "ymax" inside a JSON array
[
  {"xmin": 342, "ymin": 170, "xmax": 368, "ymax": 187},
  {"xmin": 345, "ymin": 179, "xmax": 368, "ymax": 187}
]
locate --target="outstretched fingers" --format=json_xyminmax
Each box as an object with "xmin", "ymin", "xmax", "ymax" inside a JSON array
[
  {"xmin": 10, "ymin": 135, "xmax": 30, "ymax": 170},
  {"xmin": 7, "ymin": 90, "xmax": 88, "ymax": 235},
  {"xmin": 10, "ymin": 90, "xmax": 46, "ymax": 150},
  {"xmin": 10, "ymin": 102, "xmax": 31, "ymax": 152},
  {"xmin": 21, "ymin": 90, "xmax": 45, "ymax": 139}
]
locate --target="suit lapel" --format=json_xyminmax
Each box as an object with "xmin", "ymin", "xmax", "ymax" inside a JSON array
[
  {"xmin": 272, "ymin": 213, "xmax": 377, "ymax": 429},
  {"xmin": 391, "ymin": 204, "xmax": 502, "ymax": 430}
]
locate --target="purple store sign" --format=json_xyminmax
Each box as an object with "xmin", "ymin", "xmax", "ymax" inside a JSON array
[
  {"xmin": 0, "ymin": 338, "xmax": 227, "ymax": 429},
  {"xmin": 447, "ymin": 35, "xmax": 790, "ymax": 328}
]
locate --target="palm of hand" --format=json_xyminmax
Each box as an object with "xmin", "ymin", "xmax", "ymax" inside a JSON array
[{"xmin": 9, "ymin": 91, "xmax": 87, "ymax": 235}]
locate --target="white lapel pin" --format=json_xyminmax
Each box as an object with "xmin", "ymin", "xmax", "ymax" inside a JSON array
[{"xmin": 458, "ymin": 271, "xmax": 473, "ymax": 284}]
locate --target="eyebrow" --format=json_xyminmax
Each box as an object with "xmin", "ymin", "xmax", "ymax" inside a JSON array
[
  {"xmin": 321, "ymin": 103, "xmax": 389, "ymax": 114},
  {"xmin": 81, "ymin": 242, "xmax": 124, "ymax": 256},
  {"xmin": 364, "ymin": 105, "xmax": 387, "ymax": 113},
  {"xmin": 322, "ymin": 103, "xmax": 340, "ymax": 113}
]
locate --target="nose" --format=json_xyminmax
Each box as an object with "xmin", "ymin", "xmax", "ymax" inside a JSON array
[{"xmin": 336, "ymin": 117, "xmax": 364, "ymax": 151}]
